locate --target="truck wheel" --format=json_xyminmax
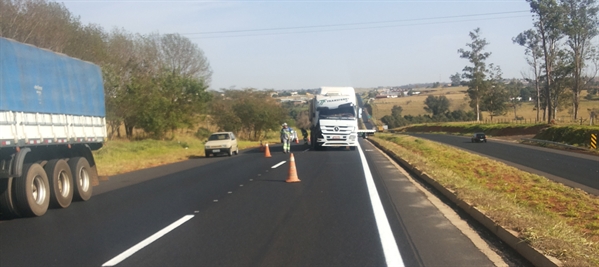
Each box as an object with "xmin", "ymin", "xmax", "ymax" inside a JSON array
[
  {"xmin": 14, "ymin": 163, "xmax": 50, "ymax": 217},
  {"xmin": 45, "ymin": 159, "xmax": 74, "ymax": 208},
  {"xmin": 227, "ymin": 148, "xmax": 232, "ymax": 157},
  {"xmin": 205, "ymin": 150, "xmax": 211, "ymax": 158},
  {"xmin": 69, "ymin": 157, "xmax": 93, "ymax": 201},
  {"xmin": 0, "ymin": 178, "xmax": 20, "ymax": 218}
]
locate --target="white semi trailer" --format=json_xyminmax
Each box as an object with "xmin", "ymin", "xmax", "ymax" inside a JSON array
[{"xmin": 309, "ymin": 87, "xmax": 374, "ymax": 150}]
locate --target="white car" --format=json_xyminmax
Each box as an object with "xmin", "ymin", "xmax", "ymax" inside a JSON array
[{"xmin": 204, "ymin": 132, "xmax": 239, "ymax": 157}]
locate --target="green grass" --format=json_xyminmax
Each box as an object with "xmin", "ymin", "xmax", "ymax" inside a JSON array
[{"xmin": 371, "ymin": 133, "xmax": 599, "ymax": 267}]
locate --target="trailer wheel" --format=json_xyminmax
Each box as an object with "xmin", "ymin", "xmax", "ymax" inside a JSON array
[
  {"xmin": 45, "ymin": 159, "xmax": 73, "ymax": 208},
  {"xmin": 69, "ymin": 157, "xmax": 93, "ymax": 201},
  {"xmin": 0, "ymin": 178, "xmax": 20, "ymax": 218},
  {"xmin": 14, "ymin": 163, "xmax": 50, "ymax": 217}
]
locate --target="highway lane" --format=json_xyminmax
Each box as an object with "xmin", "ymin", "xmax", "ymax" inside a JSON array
[
  {"xmin": 1, "ymin": 141, "xmax": 505, "ymax": 266},
  {"xmin": 410, "ymin": 133, "xmax": 599, "ymax": 194}
]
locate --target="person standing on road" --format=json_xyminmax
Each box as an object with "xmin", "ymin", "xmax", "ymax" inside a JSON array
[
  {"xmin": 301, "ymin": 128, "xmax": 309, "ymax": 144},
  {"xmin": 280, "ymin": 123, "xmax": 293, "ymax": 153}
]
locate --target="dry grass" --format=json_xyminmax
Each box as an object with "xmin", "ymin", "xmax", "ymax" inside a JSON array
[
  {"xmin": 94, "ymin": 135, "xmax": 268, "ymax": 177},
  {"xmin": 371, "ymin": 133, "xmax": 599, "ymax": 266},
  {"xmin": 371, "ymin": 86, "xmax": 599, "ymax": 123}
]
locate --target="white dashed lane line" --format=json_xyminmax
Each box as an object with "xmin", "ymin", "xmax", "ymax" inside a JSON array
[
  {"xmin": 102, "ymin": 215, "xmax": 195, "ymax": 266},
  {"xmin": 271, "ymin": 161, "xmax": 287, "ymax": 169}
]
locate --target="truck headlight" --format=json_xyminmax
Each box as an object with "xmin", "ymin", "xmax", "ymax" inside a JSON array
[{"xmin": 349, "ymin": 135, "xmax": 356, "ymax": 141}]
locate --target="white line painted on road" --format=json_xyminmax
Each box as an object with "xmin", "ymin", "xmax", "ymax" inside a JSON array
[
  {"xmin": 271, "ymin": 161, "xmax": 286, "ymax": 168},
  {"xmin": 102, "ymin": 215, "xmax": 194, "ymax": 266},
  {"xmin": 357, "ymin": 142, "xmax": 405, "ymax": 267}
]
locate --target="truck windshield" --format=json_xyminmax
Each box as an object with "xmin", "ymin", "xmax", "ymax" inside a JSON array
[{"xmin": 318, "ymin": 105, "xmax": 355, "ymax": 120}]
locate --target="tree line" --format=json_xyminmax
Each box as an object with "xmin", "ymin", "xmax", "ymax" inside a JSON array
[
  {"xmin": 456, "ymin": 0, "xmax": 599, "ymax": 124},
  {"xmin": 1, "ymin": 0, "xmax": 214, "ymax": 139}
]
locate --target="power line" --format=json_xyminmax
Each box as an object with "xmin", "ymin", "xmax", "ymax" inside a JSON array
[
  {"xmin": 188, "ymin": 14, "xmax": 530, "ymax": 39},
  {"xmin": 182, "ymin": 10, "xmax": 529, "ymax": 36}
]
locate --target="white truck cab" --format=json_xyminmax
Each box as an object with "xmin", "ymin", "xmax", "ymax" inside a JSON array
[{"xmin": 309, "ymin": 87, "xmax": 374, "ymax": 150}]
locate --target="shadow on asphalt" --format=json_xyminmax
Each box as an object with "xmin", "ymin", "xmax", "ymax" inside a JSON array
[{"xmin": 257, "ymin": 179, "xmax": 287, "ymax": 183}]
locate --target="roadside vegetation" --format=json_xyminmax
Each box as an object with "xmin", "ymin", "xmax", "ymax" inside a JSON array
[
  {"xmin": 395, "ymin": 122, "xmax": 599, "ymax": 149},
  {"xmin": 370, "ymin": 133, "xmax": 599, "ymax": 267},
  {"xmin": 371, "ymin": 86, "xmax": 598, "ymax": 124},
  {"xmin": 93, "ymin": 133, "xmax": 282, "ymax": 177}
]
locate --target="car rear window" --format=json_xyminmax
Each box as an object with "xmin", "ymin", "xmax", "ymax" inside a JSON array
[{"xmin": 209, "ymin": 134, "xmax": 230, "ymax": 140}]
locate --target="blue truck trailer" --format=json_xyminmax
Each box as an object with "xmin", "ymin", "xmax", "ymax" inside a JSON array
[{"xmin": 0, "ymin": 37, "xmax": 107, "ymax": 218}]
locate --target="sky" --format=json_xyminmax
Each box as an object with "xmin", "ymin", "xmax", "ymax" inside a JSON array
[{"xmin": 59, "ymin": 0, "xmax": 537, "ymax": 90}]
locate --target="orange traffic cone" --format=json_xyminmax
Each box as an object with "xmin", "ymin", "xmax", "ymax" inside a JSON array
[
  {"xmin": 286, "ymin": 153, "xmax": 300, "ymax": 183},
  {"xmin": 295, "ymin": 137, "xmax": 299, "ymax": 144},
  {"xmin": 264, "ymin": 143, "xmax": 272, "ymax": 158}
]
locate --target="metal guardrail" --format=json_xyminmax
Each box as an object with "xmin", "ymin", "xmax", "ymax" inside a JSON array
[{"xmin": 520, "ymin": 138, "xmax": 589, "ymax": 151}]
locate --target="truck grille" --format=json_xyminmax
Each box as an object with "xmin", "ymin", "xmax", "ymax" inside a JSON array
[{"xmin": 321, "ymin": 125, "xmax": 353, "ymax": 134}]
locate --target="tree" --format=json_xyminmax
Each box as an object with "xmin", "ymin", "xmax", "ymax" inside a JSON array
[
  {"xmin": 550, "ymin": 55, "xmax": 574, "ymax": 117},
  {"xmin": 459, "ymin": 28, "xmax": 491, "ymax": 121},
  {"xmin": 450, "ymin": 72, "xmax": 462, "ymax": 87},
  {"xmin": 423, "ymin": 95, "xmax": 450, "ymax": 116},
  {"xmin": 481, "ymin": 65, "xmax": 509, "ymax": 120},
  {"xmin": 0, "ymin": 0, "xmax": 76, "ymax": 52},
  {"xmin": 506, "ymin": 80, "xmax": 525, "ymax": 119},
  {"xmin": 514, "ymin": 29, "xmax": 544, "ymax": 122},
  {"xmin": 142, "ymin": 70, "xmax": 211, "ymax": 138},
  {"xmin": 562, "ymin": 0, "xmax": 599, "ymax": 119},
  {"xmin": 527, "ymin": 0, "xmax": 566, "ymax": 122},
  {"xmin": 381, "ymin": 115, "xmax": 398, "ymax": 128},
  {"xmin": 295, "ymin": 110, "xmax": 311, "ymax": 129},
  {"xmin": 391, "ymin": 105, "xmax": 403, "ymax": 117},
  {"xmin": 158, "ymin": 33, "xmax": 212, "ymax": 83},
  {"xmin": 210, "ymin": 89, "xmax": 287, "ymax": 141}
]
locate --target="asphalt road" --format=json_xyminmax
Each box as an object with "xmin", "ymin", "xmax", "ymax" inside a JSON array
[
  {"xmin": 0, "ymin": 141, "xmax": 509, "ymax": 267},
  {"xmin": 410, "ymin": 133, "xmax": 599, "ymax": 195}
]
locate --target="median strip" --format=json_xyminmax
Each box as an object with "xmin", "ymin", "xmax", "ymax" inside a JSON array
[
  {"xmin": 102, "ymin": 215, "xmax": 195, "ymax": 266},
  {"xmin": 369, "ymin": 133, "xmax": 599, "ymax": 267}
]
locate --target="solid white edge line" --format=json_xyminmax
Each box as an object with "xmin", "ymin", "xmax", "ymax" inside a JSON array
[
  {"xmin": 271, "ymin": 161, "xmax": 287, "ymax": 168},
  {"xmin": 101, "ymin": 215, "xmax": 195, "ymax": 267},
  {"xmin": 357, "ymin": 142, "xmax": 405, "ymax": 267}
]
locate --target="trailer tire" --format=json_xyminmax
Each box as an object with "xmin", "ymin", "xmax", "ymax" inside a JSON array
[
  {"xmin": 14, "ymin": 163, "xmax": 50, "ymax": 217},
  {"xmin": 45, "ymin": 159, "xmax": 73, "ymax": 208},
  {"xmin": 0, "ymin": 178, "xmax": 20, "ymax": 218},
  {"xmin": 69, "ymin": 157, "xmax": 93, "ymax": 201}
]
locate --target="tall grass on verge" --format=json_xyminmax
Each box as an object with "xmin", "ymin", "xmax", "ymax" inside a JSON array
[
  {"xmin": 93, "ymin": 136, "xmax": 258, "ymax": 176},
  {"xmin": 371, "ymin": 133, "xmax": 599, "ymax": 267}
]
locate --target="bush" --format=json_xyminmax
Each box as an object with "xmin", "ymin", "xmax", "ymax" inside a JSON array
[
  {"xmin": 534, "ymin": 126, "xmax": 599, "ymax": 146},
  {"xmin": 195, "ymin": 127, "xmax": 212, "ymax": 140}
]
